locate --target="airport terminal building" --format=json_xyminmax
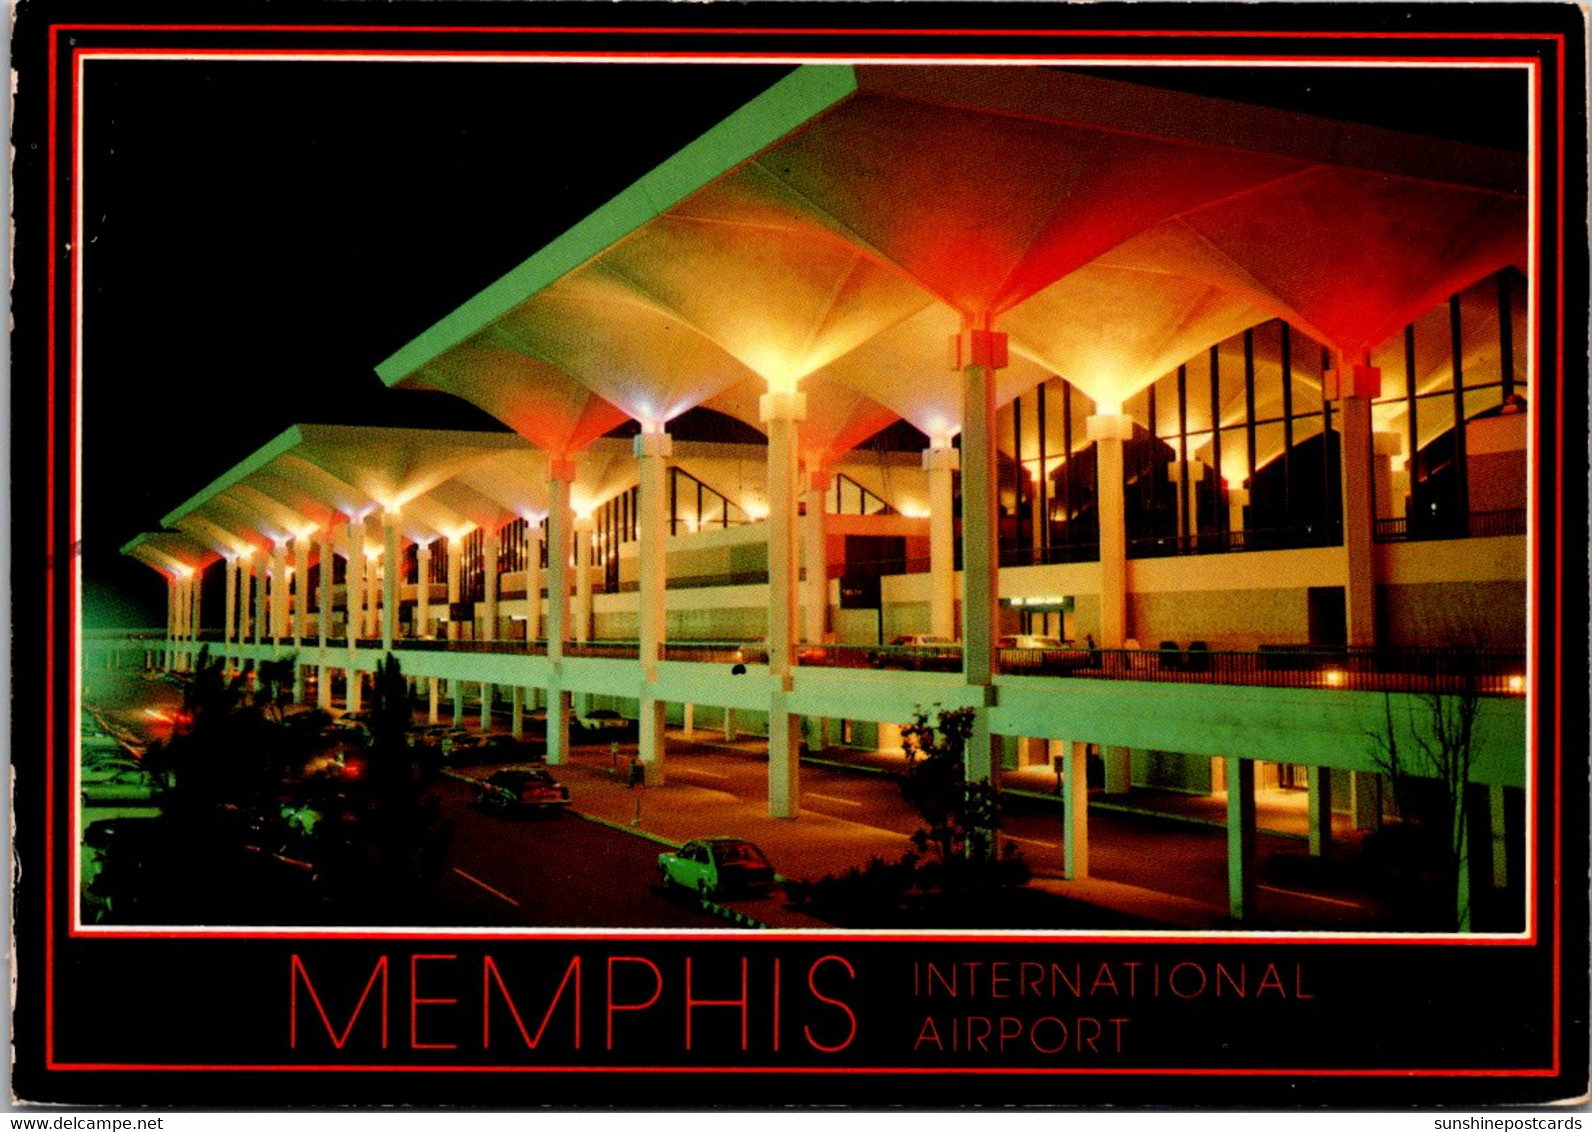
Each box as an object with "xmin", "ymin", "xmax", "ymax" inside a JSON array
[{"xmin": 108, "ymin": 66, "xmax": 1530, "ymax": 929}]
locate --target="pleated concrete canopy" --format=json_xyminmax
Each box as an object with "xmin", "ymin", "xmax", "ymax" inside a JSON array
[
  {"xmin": 157, "ymin": 425, "xmax": 527, "ymax": 563},
  {"xmin": 120, "ymin": 531, "xmax": 217, "ymax": 576},
  {"xmin": 378, "ymin": 64, "xmax": 1527, "ymax": 459}
]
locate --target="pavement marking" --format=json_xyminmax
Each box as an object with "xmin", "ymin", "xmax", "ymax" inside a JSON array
[
  {"xmin": 452, "ymin": 867, "xmax": 521, "ymax": 907},
  {"xmin": 681, "ymin": 767, "xmax": 730, "ymax": 780},
  {"xmin": 1257, "ymin": 884, "xmax": 1364, "ymax": 910},
  {"xmin": 804, "ymin": 792, "xmax": 862, "ymax": 807},
  {"xmin": 1004, "ymin": 834, "xmax": 1061, "ymax": 850}
]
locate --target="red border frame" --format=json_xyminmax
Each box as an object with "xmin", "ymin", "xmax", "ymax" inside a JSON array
[{"xmin": 43, "ymin": 22, "xmax": 1567, "ymax": 1080}]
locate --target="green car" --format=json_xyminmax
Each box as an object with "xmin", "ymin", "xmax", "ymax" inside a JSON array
[{"xmin": 658, "ymin": 837, "xmax": 775, "ymax": 897}]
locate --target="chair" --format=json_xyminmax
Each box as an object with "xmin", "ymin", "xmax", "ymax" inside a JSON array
[{"xmin": 1157, "ymin": 640, "xmax": 1183, "ymax": 670}]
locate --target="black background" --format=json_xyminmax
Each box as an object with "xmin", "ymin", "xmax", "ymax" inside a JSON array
[{"xmin": 12, "ymin": 1, "xmax": 1588, "ymax": 1107}]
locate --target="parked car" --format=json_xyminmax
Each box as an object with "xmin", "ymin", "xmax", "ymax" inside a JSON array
[
  {"xmin": 867, "ymin": 634, "xmax": 960, "ymax": 671},
  {"xmin": 473, "ymin": 766, "xmax": 569, "ymax": 814},
  {"xmin": 578, "ymin": 708, "xmax": 633, "ymax": 734},
  {"xmin": 81, "ymin": 764, "xmax": 160, "ymax": 803},
  {"xmin": 439, "ymin": 730, "xmax": 485, "ymax": 762},
  {"xmin": 997, "ymin": 634, "xmax": 1095, "ymax": 674},
  {"xmin": 658, "ymin": 837, "xmax": 775, "ymax": 897},
  {"xmin": 80, "ymin": 756, "xmax": 149, "ymax": 783},
  {"xmin": 997, "ymin": 634, "xmax": 1067, "ymax": 650}
]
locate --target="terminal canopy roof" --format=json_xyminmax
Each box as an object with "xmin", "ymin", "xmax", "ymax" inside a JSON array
[{"xmin": 379, "ymin": 64, "xmax": 1526, "ymax": 457}]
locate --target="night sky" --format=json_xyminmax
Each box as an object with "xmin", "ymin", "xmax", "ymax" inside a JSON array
[{"xmin": 76, "ymin": 54, "xmax": 1528, "ymax": 627}]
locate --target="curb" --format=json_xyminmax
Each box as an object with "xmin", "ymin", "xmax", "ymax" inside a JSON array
[
  {"xmin": 696, "ymin": 898, "xmax": 769, "ymax": 929},
  {"xmin": 801, "ymin": 755, "xmax": 897, "ymax": 778}
]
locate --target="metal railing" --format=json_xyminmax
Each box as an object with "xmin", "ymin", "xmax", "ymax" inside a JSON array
[
  {"xmin": 564, "ymin": 640, "xmax": 642, "ymax": 660},
  {"xmin": 164, "ymin": 634, "xmax": 1522, "ymax": 697},
  {"xmin": 661, "ymin": 641, "xmax": 769, "ymax": 665},
  {"xmin": 395, "ymin": 638, "xmax": 548, "ymax": 656},
  {"xmin": 1374, "ymin": 508, "xmax": 1527, "ymax": 544},
  {"xmin": 998, "ymin": 643, "xmax": 1525, "ymax": 696},
  {"xmin": 796, "ymin": 642, "xmax": 963, "ymax": 672}
]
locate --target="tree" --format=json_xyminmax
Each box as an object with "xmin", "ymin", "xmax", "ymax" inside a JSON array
[
  {"xmin": 253, "ymin": 654, "xmax": 297, "ymax": 723},
  {"xmin": 899, "ymin": 707, "xmax": 1023, "ymax": 888},
  {"xmin": 1367, "ymin": 654, "xmax": 1483, "ymax": 931}
]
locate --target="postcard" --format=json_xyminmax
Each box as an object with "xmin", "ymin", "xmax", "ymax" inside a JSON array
[{"xmin": 11, "ymin": 1, "xmax": 1587, "ymax": 1108}]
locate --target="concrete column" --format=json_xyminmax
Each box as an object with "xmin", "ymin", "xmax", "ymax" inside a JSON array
[
  {"xmin": 512, "ymin": 686, "xmax": 524, "ymax": 738},
  {"xmin": 801, "ymin": 472, "xmax": 830, "ymax": 644},
  {"xmin": 235, "ymin": 556, "xmax": 250, "ymax": 646},
  {"xmin": 452, "ymin": 680, "xmax": 465, "ymax": 726},
  {"xmin": 369, "ymin": 531, "xmax": 384, "ymax": 640},
  {"xmin": 317, "ymin": 526, "xmax": 333, "ymax": 646},
  {"xmin": 252, "ymin": 552, "xmax": 267, "ymax": 647},
  {"xmin": 173, "ymin": 574, "xmax": 187, "ymax": 670},
  {"xmin": 316, "ymin": 524, "xmax": 334, "ymax": 711},
  {"xmin": 483, "ymin": 525, "xmax": 500, "ymax": 641},
  {"xmin": 1307, "ymin": 765, "xmax": 1332, "ymax": 857},
  {"xmin": 924, "ymin": 441, "xmax": 959, "ymax": 642},
  {"xmin": 574, "ymin": 516, "xmax": 593, "ymax": 644},
  {"xmin": 223, "ymin": 555, "xmax": 237, "ymax": 649},
  {"xmin": 959, "ymin": 345, "xmax": 1004, "ymax": 785},
  {"xmin": 547, "ymin": 472, "xmax": 574, "ymax": 656},
  {"xmin": 428, "ymin": 676, "xmax": 439, "ymax": 725},
  {"xmin": 1061, "ymin": 740, "xmax": 1089, "ymax": 880},
  {"xmin": 163, "ymin": 576, "xmax": 175, "ymax": 671},
  {"xmin": 683, "ymin": 702, "xmax": 694, "ymax": 740},
  {"xmin": 416, "ymin": 543, "xmax": 432, "ymax": 638},
  {"xmin": 345, "ymin": 519, "xmax": 365, "ymax": 714},
  {"xmin": 1225, "ymin": 755, "xmax": 1257, "ymax": 921},
  {"xmin": 634, "ymin": 432, "xmax": 670, "ymax": 675},
  {"xmin": 762, "ymin": 392, "xmax": 804, "ymax": 817},
  {"xmin": 723, "ymin": 708, "xmax": 735, "ymax": 741},
  {"xmin": 347, "ymin": 518, "xmax": 365, "ymax": 644},
  {"xmin": 271, "ymin": 543, "xmax": 288, "ymax": 644},
  {"xmin": 480, "ymin": 683, "xmax": 492, "ymax": 731},
  {"xmin": 1103, "ymin": 745, "xmax": 1131, "ymax": 795},
  {"xmin": 179, "ymin": 574, "xmax": 193, "ymax": 667},
  {"xmin": 545, "ymin": 685, "xmax": 572, "ymax": 767},
  {"xmin": 189, "ymin": 569, "xmax": 202, "ymax": 654},
  {"xmin": 1088, "ymin": 413, "xmax": 1134, "ymax": 648},
  {"xmin": 382, "ymin": 511, "xmax": 400, "ymax": 651},
  {"xmin": 1331, "ymin": 362, "xmax": 1380, "ymax": 647},
  {"xmin": 633, "ymin": 432, "xmax": 672, "ymax": 786},
  {"xmin": 446, "ymin": 535, "xmax": 462, "ymax": 641},
  {"xmin": 293, "ymin": 535, "xmax": 309, "ymax": 646},
  {"xmin": 545, "ymin": 462, "xmax": 576, "ymax": 766}
]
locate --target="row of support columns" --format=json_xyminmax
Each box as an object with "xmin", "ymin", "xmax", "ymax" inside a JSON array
[
  {"xmin": 763, "ymin": 392, "xmax": 804, "ymax": 818},
  {"xmin": 163, "ymin": 569, "xmax": 200, "ymax": 670}
]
